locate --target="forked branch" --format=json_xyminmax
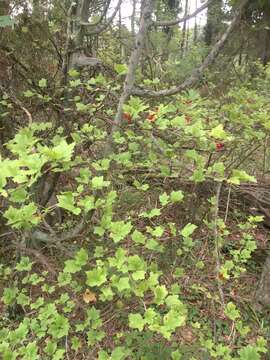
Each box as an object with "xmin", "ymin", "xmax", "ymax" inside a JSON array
[{"xmin": 131, "ymin": 0, "xmax": 248, "ymax": 97}]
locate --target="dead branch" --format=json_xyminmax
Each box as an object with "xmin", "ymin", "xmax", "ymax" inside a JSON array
[
  {"xmin": 131, "ymin": 0, "xmax": 248, "ymax": 97},
  {"xmin": 82, "ymin": 0, "xmax": 122, "ymax": 35},
  {"xmin": 154, "ymin": 0, "xmax": 211, "ymax": 27}
]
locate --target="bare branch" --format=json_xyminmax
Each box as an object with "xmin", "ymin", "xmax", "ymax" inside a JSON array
[
  {"xmin": 131, "ymin": 0, "xmax": 248, "ymax": 97},
  {"xmin": 111, "ymin": 0, "xmax": 154, "ymax": 131},
  {"xmin": 82, "ymin": 0, "xmax": 112, "ymax": 27},
  {"xmin": 31, "ymin": 211, "xmax": 93, "ymax": 244},
  {"xmin": 0, "ymin": 84, "xmax": 32, "ymax": 125},
  {"xmin": 82, "ymin": 0, "xmax": 122, "ymax": 35},
  {"xmin": 155, "ymin": 0, "xmax": 211, "ymax": 27}
]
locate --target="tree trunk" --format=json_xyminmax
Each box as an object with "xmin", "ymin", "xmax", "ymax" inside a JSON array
[
  {"xmin": 0, "ymin": 0, "xmax": 9, "ymax": 16},
  {"xmin": 131, "ymin": 0, "xmax": 136, "ymax": 37},
  {"xmin": 193, "ymin": 0, "xmax": 198, "ymax": 43},
  {"xmin": 204, "ymin": 0, "xmax": 223, "ymax": 45},
  {"xmin": 260, "ymin": 6, "xmax": 270, "ymax": 66},
  {"xmin": 180, "ymin": 0, "xmax": 189, "ymax": 57},
  {"xmin": 255, "ymin": 254, "xmax": 270, "ymax": 309}
]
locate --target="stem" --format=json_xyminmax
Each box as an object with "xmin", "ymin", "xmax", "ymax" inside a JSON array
[{"xmin": 214, "ymin": 182, "xmax": 225, "ymax": 307}]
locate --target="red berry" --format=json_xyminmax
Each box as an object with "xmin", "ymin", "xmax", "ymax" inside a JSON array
[
  {"xmin": 123, "ymin": 112, "xmax": 132, "ymax": 123},
  {"xmin": 216, "ymin": 142, "xmax": 224, "ymax": 151}
]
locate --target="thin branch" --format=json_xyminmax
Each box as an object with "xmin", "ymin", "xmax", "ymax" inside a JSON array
[
  {"xmin": 0, "ymin": 84, "xmax": 32, "ymax": 125},
  {"xmin": 83, "ymin": 0, "xmax": 112, "ymax": 27},
  {"xmin": 154, "ymin": 0, "xmax": 211, "ymax": 27},
  {"xmin": 82, "ymin": 0, "xmax": 122, "ymax": 35},
  {"xmin": 12, "ymin": 242, "xmax": 57, "ymax": 276},
  {"xmin": 214, "ymin": 182, "xmax": 225, "ymax": 307},
  {"xmin": 131, "ymin": 0, "xmax": 248, "ymax": 97},
  {"xmin": 224, "ymin": 185, "xmax": 231, "ymax": 224}
]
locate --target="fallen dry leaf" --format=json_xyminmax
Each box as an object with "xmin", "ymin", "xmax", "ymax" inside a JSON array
[{"xmin": 83, "ymin": 289, "xmax": 97, "ymax": 304}]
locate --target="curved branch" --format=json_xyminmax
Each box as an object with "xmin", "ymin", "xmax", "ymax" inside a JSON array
[
  {"xmin": 81, "ymin": 0, "xmax": 122, "ymax": 35},
  {"xmin": 83, "ymin": 0, "xmax": 112, "ymax": 27},
  {"xmin": 131, "ymin": 0, "xmax": 248, "ymax": 97},
  {"xmin": 155, "ymin": 0, "xmax": 211, "ymax": 27},
  {"xmin": 31, "ymin": 211, "xmax": 93, "ymax": 244}
]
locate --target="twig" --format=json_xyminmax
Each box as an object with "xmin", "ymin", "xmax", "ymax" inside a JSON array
[
  {"xmin": 0, "ymin": 85, "xmax": 33, "ymax": 125},
  {"xmin": 65, "ymin": 336, "xmax": 70, "ymax": 360},
  {"xmin": 214, "ymin": 182, "xmax": 225, "ymax": 307},
  {"xmin": 224, "ymin": 185, "xmax": 231, "ymax": 224},
  {"xmin": 154, "ymin": 0, "xmax": 211, "ymax": 27}
]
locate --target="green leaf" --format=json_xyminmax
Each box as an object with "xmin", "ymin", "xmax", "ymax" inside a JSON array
[
  {"xmin": 131, "ymin": 230, "xmax": 146, "ymax": 244},
  {"xmin": 180, "ymin": 223, "xmax": 197, "ymax": 238},
  {"xmin": 52, "ymin": 349, "xmax": 65, "ymax": 360},
  {"xmin": 238, "ymin": 346, "xmax": 260, "ymax": 360},
  {"xmin": 4, "ymin": 203, "xmax": 40, "ymax": 229},
  {"xmin": 87, "ymin": 329, "xmax": 105, "ymax": 346},
  {"xmin": 68, "ymin": 69, "xmax": 80, "ymax": 77},
  {"xmin": 159, "ymin": 192, "xmax": 169, "ymax": 206},
  {"xmin": 48, "ymin": 314, "xmax": 70, "ymax": 339},
  {"xmin": 2, "ymin": 287, "xmax": 18, "ymax": 305},
  {"xmin": 114, "ymin": 63, "xmax": 128, "ymax": 75},
  {"xmin": 86, "ymin": 268, "xmax": 107, "ymax": 287},
  {"xmin": 38, "ymin": 78, "xmax": 47, "ymax": 88},
  {"xmin": 114, "ymin": 277, "xmax": 130, "ymax": 292},
  {"xmin": 170, "ymin": 191, "xmax": 184, "ymax": 203},
  {"xmin": 148, "ymin": 226, "xmax": 164, "ymax": 238},
  {"xmin": 91, "ymin": 176, "xmax": 110, "ymax": 189},
  {"xmin": 21, "ymin": 341, "xmax": 39, "ymax": 360},
  {"xmin": 132, "ymin": 270, "xmax": 146, "ymax": 281},
  {"xmin": 23, "ymin": 90, "xmax": 35, "ymax": 98},
  {"xmin": 127, "ymin": 255, "xmax": 145, "ymax": 271},
  {"xmin": 111, "ymin": 347, "xmax": 129, "ymax": 360},
  {"xmin": 78, "ymin": 195, "xmax": 95, "ymax": 212},
  {"xmin": 153, "ymin": 285, "xmax": 168, "ymax": 305},
  {"xmin": 75, "ymin": 248, "xmax": 88, "ymax": 265},
  {"xmin": 40, "ymin": 140, "xmax": 75, "ymax": 163},
  {"xmin": 71, "ymin": 336, "xmax": 81, "ymax": 351},
  {"xmin": 129, "ymin": 313, "xmax": 146, "ymax": 331},
  {"xmin": 110, "ymin": 221, "xmax": 133, "ymax": 243},
  {"xmin": 44, "ymin": 341, "xmax": 57, "ymax": 356},
  {"xmin": 163, "ymin": 309, "xmax": 186, "ymax": 330},
  {"xmin": 16, "ymin": 257, "xmax": 33, "ymax": 271},
  {"xmin": 171, "ymin": 350, "xmax": 182, "ymax": 360},
  {"xmin": 57, "ymin": 192, "xmax": 81, "ymax": 215},
  {"xmin": 228, "ymin": 170, "xmax": 256, "ymax": 185},
  {"xmin": 140, "ymin": 208, "xmax": 161, "ymax": 219},
  {"xmin": 63, "ymin": 248, "xmax": 88, "ymax": 273},
  {"xmin": 224, "ymin": 302, "xmax": 240, "ymax": 321},
  {"xmin": 210, "ymin": 124, "xmax": 228, "ymax": 140}
]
